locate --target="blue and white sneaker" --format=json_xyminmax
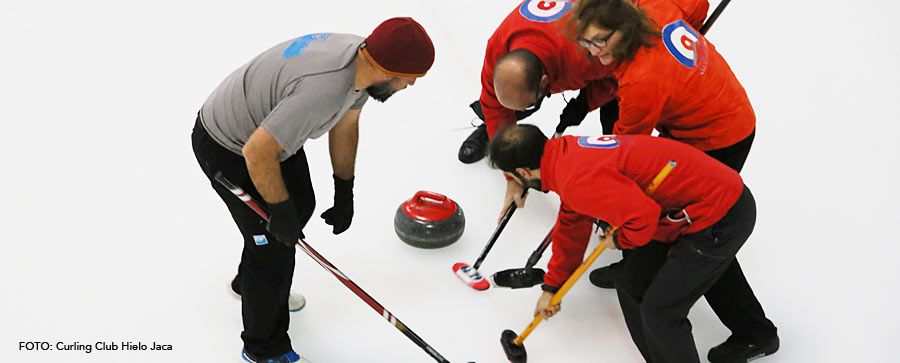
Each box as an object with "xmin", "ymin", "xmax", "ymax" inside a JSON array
[
  {"xmin": 229, "ymin": 283, "xmax": 307, "ymax": 312},
  {"xmin": 241, "ymin": 348, "xmax": 311, "ymax": 363}
]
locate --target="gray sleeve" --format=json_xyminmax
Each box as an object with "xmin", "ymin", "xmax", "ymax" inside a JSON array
[
  {"xmin": 350, "ymin": 91, "xmax": 368, "ymax": 109},
  {"xmin": 261, "ymin": 80, "xmax": 341, "ymax": 156}
]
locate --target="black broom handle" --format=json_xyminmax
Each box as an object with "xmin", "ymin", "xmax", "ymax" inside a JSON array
[
  {"xmin": 472, "ymin": 189, "xmax": 528, "ymax": 269},
  {"xmin": 699, "ymin": 0, "xmax": 731, "ymax": 35}
]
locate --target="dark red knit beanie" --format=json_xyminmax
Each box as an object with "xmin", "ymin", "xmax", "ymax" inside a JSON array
[{"xmin": 362, "ymin": 17, "xmax": 435, "ymax": 78}]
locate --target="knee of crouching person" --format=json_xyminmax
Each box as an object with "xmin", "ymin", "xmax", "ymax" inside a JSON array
[{"xmin": 614, "ymin": 271, "xmax": 647, "ymax": 300}]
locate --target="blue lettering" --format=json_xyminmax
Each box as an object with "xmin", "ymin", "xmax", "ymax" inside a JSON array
[{"xmin": 283, "ymin": 33, "xmax": 332, "ymax": 58}]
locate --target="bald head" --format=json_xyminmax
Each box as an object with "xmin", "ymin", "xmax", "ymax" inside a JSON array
[{"xmin": 493, "ymin": 49, "xmax": 548, "ymax": 111}]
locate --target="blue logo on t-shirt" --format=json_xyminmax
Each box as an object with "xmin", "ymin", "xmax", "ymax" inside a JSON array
[
  {"xmin": 519, "ymin": 0, "xmax": 572, "ymax": 23},
  {"xmin": 253, "ymin": 235, "xmax": 269, "ymax": 246},
  {"xmin": 283, "ymin": 33, "xmax": 332, "ymax": 59}
]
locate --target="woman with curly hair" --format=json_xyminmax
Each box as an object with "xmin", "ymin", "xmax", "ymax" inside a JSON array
[{"xmin": 569, "ymin": 1, "xmax": 778, "ymax": 362}]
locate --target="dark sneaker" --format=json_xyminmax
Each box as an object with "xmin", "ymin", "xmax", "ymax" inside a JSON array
[
  {"xmin": 458, "ymin": 124, "xmax": 488, "ymax": 164},
  {"xmin": 242, "ymin": 348, "xmax": 310, "ymax": 363},
  {"xmin": 589, "ymin": 262, "xmax": 620, "ymax": 289},
  {"xmin": 708, "ymin": 335, "xmax": 780, "ymax": 363}
]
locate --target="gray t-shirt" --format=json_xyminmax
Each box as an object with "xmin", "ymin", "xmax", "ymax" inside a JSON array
[{"xmin": 201, "ymin": 33, "xmax": 369, "ymax": 161}]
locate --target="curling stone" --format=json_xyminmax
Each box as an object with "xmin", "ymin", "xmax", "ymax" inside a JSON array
[{"xmin": 394, "ymin": 191, "xmax": 465, "ymax": 249}]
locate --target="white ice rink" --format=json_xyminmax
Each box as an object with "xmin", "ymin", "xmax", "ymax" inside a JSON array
[{"xmin": 2, "ymin": 0, "xmax": 899, "ymax": 362}]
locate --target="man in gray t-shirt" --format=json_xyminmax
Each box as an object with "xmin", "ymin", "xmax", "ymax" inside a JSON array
[{"xmin": 191, "ymin": 17, "xmax": 434, "ymax": 363}]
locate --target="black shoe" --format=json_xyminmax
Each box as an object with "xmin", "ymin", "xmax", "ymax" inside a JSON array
[
  {"xmin": 458, "ymin": 124, "xmax": 488, "ymax": 164},
  {"xmin": 708, "ymin": 335, "xmax": 780, "ymax": 363},
  {"xmin": 589, "ymin": 261, "xmax": 622, "ymax": 289}
]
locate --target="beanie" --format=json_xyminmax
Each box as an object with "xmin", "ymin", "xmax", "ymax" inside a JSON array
[{"xmin": 361, "ymin": 17, "xmax": 435, "ymax": 77}]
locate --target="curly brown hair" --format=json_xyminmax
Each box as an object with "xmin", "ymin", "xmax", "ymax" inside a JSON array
[{"xmin": 567, "ymin": 0, "xmax": 660, "ymax": 63}]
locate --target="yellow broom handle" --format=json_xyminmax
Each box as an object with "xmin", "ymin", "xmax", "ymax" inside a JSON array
[
  {"xmin": 514, "ymin": 242, "xmax": 611, "ymax": 344},
  {"xmin": 644, "ymin": 160, "xmax": 676, "ymax": 195},
  {"xmin": 513, "ymin": 160, "xmax": 676, "ymax": 345}
]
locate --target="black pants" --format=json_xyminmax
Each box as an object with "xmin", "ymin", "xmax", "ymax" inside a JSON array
[
  {"xmin": 191, "ymin": 116, "xmax": 316, "ymax": 357},
  {"xmin": 615, "ymin": 130, "xmax": 776, "ymax": 362},
  {"xmin": 703, "ymin": 129, "xmax": 775, "ymax": 345},
  {"xmin": 617, "ymin": 187, "xmax": 772, "ymax": 362},
  {"xmin": 706, "ymin": 129, "xmax": 755, "ymax": 173}
]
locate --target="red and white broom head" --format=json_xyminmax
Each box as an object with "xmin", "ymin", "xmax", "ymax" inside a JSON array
[{"xmin": 452, "ymin": 262, "xmax": 490, "ymax": 290}]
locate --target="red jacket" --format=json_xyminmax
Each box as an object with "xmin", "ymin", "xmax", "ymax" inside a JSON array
[
  {"xmin": 480, "ymin": 0, "xmax": 709, "ymax": 138},
  {"xmin": 479, "ymin": 0, "xmax": 617, "ymax": 138},
  {"xmin": 613, "ymin": 1, "xmax": 754, "ymax": 151},
  {"xmin": 540, "ymin": 135, "xmax": 743, "ymax": 288}
]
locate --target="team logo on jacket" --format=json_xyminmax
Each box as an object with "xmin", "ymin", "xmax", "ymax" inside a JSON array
[
  {"xmin": 662, "ymin": 20, "xmax": 700, "ymax": 68},
  {"xmin": 283, "ymin": 33, "xmax": 332, "ymax": 59},
  {"xmin": 519, "ymin": 0, "xmax": 573, "ymax": 22},
  {"xmin": 577, "ymin": 135, "xmax": 619, "ymax": 148}
]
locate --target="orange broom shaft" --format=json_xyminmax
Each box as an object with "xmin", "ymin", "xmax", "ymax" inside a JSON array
[{"xmin": 512, "ymin": 160, "xmax": 676, "ymax": 346}]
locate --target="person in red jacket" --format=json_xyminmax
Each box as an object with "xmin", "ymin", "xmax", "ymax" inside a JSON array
[
  {"xmin": 488, "ymin": 124, "xmax": 778, "ymax": 363},
  {"xmin": 464, "ymin": 0, "xmax": 713, "ymax": 165},
  {"xmin": 456, "ymin": 0, "xmax": 624, "ymax": 166},
  {"xmin": 570, "ymin": 0, "xmax": 763, "ymax": 321},
  {"xmin": 467, "ymin": 0, "xmax": 709, "ymax": 226},
  {"xmin": 572, "ymin": 0, "xmax": 754, "ymax": 157},
  {"xmin": 567, "ymin": 1, "xmax": 775, "ymax": 361}
]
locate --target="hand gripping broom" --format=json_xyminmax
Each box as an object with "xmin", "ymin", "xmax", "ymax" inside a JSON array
[{"xmin": 500, "ymin": 160, "xmax": 676, "ymax": 362}]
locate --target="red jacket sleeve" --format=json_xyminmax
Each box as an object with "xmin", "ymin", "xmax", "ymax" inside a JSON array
[
  {"xmin": 612, "ymin": 79, "xmax": 667, "ymax": 136},
  {"xmin": 543, "ymin": 204, "xmax": 593, "ymax": 289},
  {"xmin": 581, "ymin": 77, "xmax": 619, "ymax": 111},
  {"xmin": 543, "ymin": 166, "xmax": 661, "ymax": 288}
]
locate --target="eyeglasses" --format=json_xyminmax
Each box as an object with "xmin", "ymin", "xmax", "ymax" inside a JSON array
[
  {"xmin": 522, "ymin": 60, "xmax": 548, "ymax": 112},
  {"xmin": 524, "ymin": 82, "xmax": 546, "ymax": 111},
  {"xmin": 577, "ymin": 30, "xmax": 616, "ymax": 50}
]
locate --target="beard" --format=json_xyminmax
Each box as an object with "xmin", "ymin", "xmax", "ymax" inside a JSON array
[
  {"xmin": 366, "ymin": 80, "xmax": 396, "ymax": 103},
  {"xmin": 513, "ymin": 172, "xmax": 543, "ymax": 191},
  {"xmin": 523, "ymin": 177, "xmax": 542, "ymax": 191}
]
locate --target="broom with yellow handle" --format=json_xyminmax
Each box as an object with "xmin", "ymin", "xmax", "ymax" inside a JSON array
[{"xmin": 501, "ymin": 160, "xmax": 676, "ymax": 363}]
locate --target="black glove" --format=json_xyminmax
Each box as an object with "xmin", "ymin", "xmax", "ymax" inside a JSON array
[
  {"xmin": 599, "ymin": 98, "xmax": 619, "ymax": 135},
  {"xmin": 556, "ymin": 91, "xmax": 590, "ymax": 135},
  {"xmin": 267, "ymin": 199, "xmax": 303, "ymax": 248},
  {"xmin": 320, "ymin": 174, "xmax": 354, "ymax": 234},
  {"xmin": 594, "ymin": 219, "xmax": 612, "ymax": 234}
]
